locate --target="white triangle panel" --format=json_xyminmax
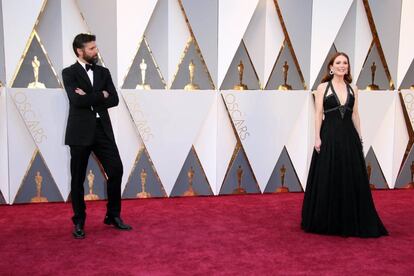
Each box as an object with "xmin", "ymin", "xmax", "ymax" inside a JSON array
[
  {"xmin": 116, "ymin": 95, "xmax": 143, "ymax": 191},
  {"xmin": 310, "ymin": 0, "xmax": 354, "ymax": 88},
  {"xmin": 181, "ymin": 0, "xmax": 218, "ymax": 87},
  {"xmin": 6, "ymin": 90, "xmax": 38, "ymax": 202},
  {"xmin": 122, "ymin": 90, "xmax": 214, "ymax": 195},
  {"xmin": 168, "ymin": 0, "xmax": 190, "ymax": 87},
  {"xmin": 193, "ymin": 92, "xmax": 218, "ymax": 194},
  {"xmin": 216, "ymin": 93, "xmax": 237, "ymax": 194},
  {"xmin": 218, "ymin": 0, "xmax": 259, "ymax": 87},
  {"xmin": 10, "ymin": 89, "xmax": 70, "ymax": 199},
  {"xmin": 61, "ymin": 0, "xmax": 90, "ymax": 69},
  {"xmin": 0, "ymin": 88, "xmax": 9, "ymax": 203},
  {"xmin": 397, "ymin": 0, "xmax": 414, "ymax": 88},
  {"xmin": 117, "ymin": 0, "xmax": 158, "ymax": 87},
  {"xmin": 2, "ymin": 0, "xmax": 44, "ymax": 85}
]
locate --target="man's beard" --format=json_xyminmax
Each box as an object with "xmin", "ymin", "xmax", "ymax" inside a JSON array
[{"xmin": 84, "ymin": 53, "xmax": 98, "ymax": 64}]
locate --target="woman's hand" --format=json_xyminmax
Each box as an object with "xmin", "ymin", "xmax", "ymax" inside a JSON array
[{"xmin": 315, "ymin": 138, "xmax": 322, "ymax": 153}]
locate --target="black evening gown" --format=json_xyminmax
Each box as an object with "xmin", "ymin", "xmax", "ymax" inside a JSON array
[{"xmin": 301, "ymin": 81, "xmax": 388, "ymax": 237}]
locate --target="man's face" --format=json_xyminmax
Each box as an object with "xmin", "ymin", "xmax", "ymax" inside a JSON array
[{"xmin": 79, "ymin": 41, "xmax": 98, "ymax": 64}]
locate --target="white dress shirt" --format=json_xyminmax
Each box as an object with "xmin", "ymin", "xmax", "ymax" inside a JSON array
[{"xmin": 77, "ymin": 59, "xmax": 99, "ymax": 118}]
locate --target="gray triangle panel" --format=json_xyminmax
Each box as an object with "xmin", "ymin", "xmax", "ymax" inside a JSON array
[
  {"xmin": 365, "ymin": 147, "xmax": 388, "ymax": 189},
  {"xmin": 122, "ymin": 149, "xmax": 166, "ymax": 199},
  {"xmin": 395, "ymin": 144, "xmax": 414, "ymax": 188},
  {"xmin": 311, "ymin": 44, "xmax": 337, "ymax": 90},
  {"xmin": 219, "ymin": 146, "xmax": 260, "ymax": 195},
  {"xmin": 82, "ymin": 155, "xmax": 107, "ymax": 201},
  {"xmin": 170, "ymin": 147, "xmax": 213, "ymax": 197},
  {"xmin": 122, "ymin": 39, "xmax": 165, "ymax": 89},
  {"xmin": 12, "ymin": 34, "xmax": 60, "ymax": 88},
  {"xmin": 14, "ymin": 151, "xmax": 63, "ymax": 203},
  {"xmin": 220, "ymin": 40, "xmax": 260, "ymax": 90},
  {"xmin": 264, "ymin": 146, "xmax": 302, "ymax": 193},
  {"xmin": 170, "ymin": 40, "xmax": 214, "ymax": 90},
  {"xmin": 265, "ymin": 41, "xmax": 303, "ymax": 90}
]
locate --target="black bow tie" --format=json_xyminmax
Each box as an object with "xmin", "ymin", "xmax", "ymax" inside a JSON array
[{"xmin": 85, "ymin": 63, "xmax": 95, "ymax": 72}]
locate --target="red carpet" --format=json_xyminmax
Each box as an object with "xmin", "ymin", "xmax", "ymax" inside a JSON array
[{"xmin": 0, "ymin": 190, "xmax": 413, "ymax": 275}]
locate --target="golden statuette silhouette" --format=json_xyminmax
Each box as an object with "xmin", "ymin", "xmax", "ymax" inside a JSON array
[
  {"xmin": 405, "ymin": 161, "xmax": 414, "ymax": 189},
  {"xmin": 31, "ymin": 171, "xmax": 48, "ymax": 203},
  {"xmin": 367, "ymin": 162, "xmax": 376, "ymax": 190},
  {"xmin": 183, "ymin": 166, "xmax": 197, "ymax": 196},
  {"xmin": 276, "ymin": 164, "xmax": 289, "ymax": 193},
  {"xmin": 233, "ymin": 165, "xmax": 247, "ymax": 194},
  {"xmin": 233, "ymin": 60, "xmax": 248, "ymax": 90},
  {"xmin": 278, "ymin": 61, "xmax": 292, "ymax": 90},
  {"xmin": 27, "ymin": 56, "xmax": 46, "ymax": 89},
  {"xmin": 137, "ymin": 168, "xmax": 151, "ymax": 198},
  {"xmin": 84, "ymin": 170, "xmax": 100, "ymax": 200},
  {"xmin": 136, "ymin": 58, "xmax": 151, "ymax": 90},
  {"xmin": 184, "ymin": 60, "xmax": 200, "ymax": 91},
  {"xmin": 366, "ymin": 62, "xmax": 379, "ymax": 91}
]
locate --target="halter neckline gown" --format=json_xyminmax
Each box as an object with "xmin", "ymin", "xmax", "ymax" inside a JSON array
[{"xmin": 301, "ymin": 80, "xmax": 388, "ymax": 237}]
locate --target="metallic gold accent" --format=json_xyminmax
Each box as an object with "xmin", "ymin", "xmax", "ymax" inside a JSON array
[
  {"xmin": 13, "ymin": 148, "xmax": 64, "ymax": 203},
  {"xmin": 124, "ymin": 146, "xmax": 167, "ymax": 198},
  {"xmin": 233, "ymin": 60, "xmax": 248, "ymax": 90},
  {"xmin": 410, "ymin": 85, "xmax": 414, "ymax": 91},
  {"xmin": 219, "ymin": 94, "xmax": 261, "ymax": 193},
  {"xmin": 362, "ymin": 0, "xmax": 394, "ymax": 90},
  {"xmin": 137, "ymin": 168, "xmax": 151, "ymax": 198},
  {"xmin": 30, "ymin": 171, "xmax": 48, "ymax": 202},
  {"xmin": 273, "ymin": 0, "xmax": 307, "ymax": 89},
  {"xmin": 366, "ymin": 162, "xmax": 376, "ymax": 190},
  {"xmin": 232, "ymin": 165, "xmax": 246, "ymax": 194},
  {"xmin": 184, "ymin": 60, "xmax": 200, "ymax": 91},
  {"xmin": 183, "ymin": 166, "xmax": 197, "ymax": 196},
  {"xmin": 365, "ymin": 62, "xmax": 379, "ymax": 91},
  {"xmin": 10, "ymin": 29, "xmax": 62, "ymax": 88},
  {"xmin": 122, "ymin": 36, "xmax": 166, "ymax": 89},
  {"xmin": 84, "ymin": 170, "xmax": 100, "ymax": 200},
  {"xmin": 277, "ymin": 61, "xmax": 292, "ymax": 91},
  {"xmin": 405, "ymin": 161, "xmax": 414, "ymax": 189},
  {"xmin": 136, "ymin": 58, "xmax": 151, "ymax": 90},
  {"xmin": 275, "ymin": 164, "xmax": 289, "ymax": 193},
  {"xmin": 176, "ymin": 0, "xmax": 215, "ymax": 90},
  {"xmin": 27, "ymin": 56, "xmax": 46, "ymax": 88}
]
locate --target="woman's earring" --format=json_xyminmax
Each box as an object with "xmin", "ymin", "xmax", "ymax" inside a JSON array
[{"xmin": 329, "ymin": 69, "xmax": 334, "ymax": 75}]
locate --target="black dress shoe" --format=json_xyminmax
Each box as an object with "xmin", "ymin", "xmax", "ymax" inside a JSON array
[
  {"xmin": 72, "ymin": 224, "xmax": 85, "ymax": 239},
  {"xmin": 104, "ymin": 216, "xmax": 132, "ymax": 230}
]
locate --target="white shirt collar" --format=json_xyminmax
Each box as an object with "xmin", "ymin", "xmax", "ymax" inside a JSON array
[{"xmin": 77, "ymin": 59, "xmax": 91, "ymax": 71}]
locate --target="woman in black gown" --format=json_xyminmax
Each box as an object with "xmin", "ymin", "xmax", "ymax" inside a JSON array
[{"xmin": 301, "ymin": 52, "xmax": 388, "ymax": 237}]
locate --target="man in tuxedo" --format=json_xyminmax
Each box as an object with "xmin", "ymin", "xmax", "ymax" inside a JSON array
[{"xmin": 63, "ymin": 33, "xmax": 131, "ymax": 239}]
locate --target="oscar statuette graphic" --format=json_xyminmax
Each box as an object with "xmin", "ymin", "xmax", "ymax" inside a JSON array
[
  {"xmin": 84, "ymin": 170, "xmax": 100, "ymax": 200},
  {"xmin": 405, "ymin": 161, "xmax": 414, "ymax": 189},
  {"xmin": 275, "ymin": 164, "xmax": 289, "ymax": 193},
  {"xmin": 367, "ymin": 162, "xmax": 376, "ymax": 190},
  {"xmin": 365, "ymin": 62, "xmax": 379, "ymax": 91},
  {"xmin": 30, "ymin": 171, "xmax": 48, "ymax": 203},
  {"xmin": 233, "ymin": 60, "xmax": 248, "ymax": 90},
  {"xmin": 136, "ymin": 59, "xmax": 151, "ymax": 90},
  {"xmin": 277, "ymin": 61, "xmax": 292, "ymax": 91},
  {"xmin": 183, "ymin": 166, "xmax": 197, "ymax": 196},
  {"xmin": 184, "ymin": 60, "xmax": 200, "ymax": 91},
  {"xmin": 27, "ymin": 56, "xmax": 46, "ymax": 89},
  {"xmin": 137, "ymin": 168, "xmax": 151, "ymax": 198},
  {"xmin": 233, "ymin": 165, "xmax": 247, "ymax": 194}
]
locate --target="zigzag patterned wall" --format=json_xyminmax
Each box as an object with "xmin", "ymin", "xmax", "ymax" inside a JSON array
[{"xmin": 0, "ymin": 0, "xmax": 413, "ymax": 204}]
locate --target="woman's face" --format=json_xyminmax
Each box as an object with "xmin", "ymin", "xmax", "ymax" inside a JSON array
[{"xmin": 330, "ymin": 55, "xmax": 349, "ymax": 77}]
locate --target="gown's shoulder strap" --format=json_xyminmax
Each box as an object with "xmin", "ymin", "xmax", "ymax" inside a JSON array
[
  {"xmin": 323, "ymin": 81, "xmax": 332, "ymax": 99},
  {"xmin": 347, "ymin": 83, "xmax": 355, "ymax": 96}
]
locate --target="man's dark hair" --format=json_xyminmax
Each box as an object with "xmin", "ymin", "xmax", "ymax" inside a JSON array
[{"xmin": 72, "ymin": 33, "xmax": 96, "ymax": 57}]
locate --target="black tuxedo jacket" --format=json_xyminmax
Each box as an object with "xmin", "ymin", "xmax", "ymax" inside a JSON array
[{"xmin": 62, "ymin": 62, "xmax": 119, "ymax": 146}]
